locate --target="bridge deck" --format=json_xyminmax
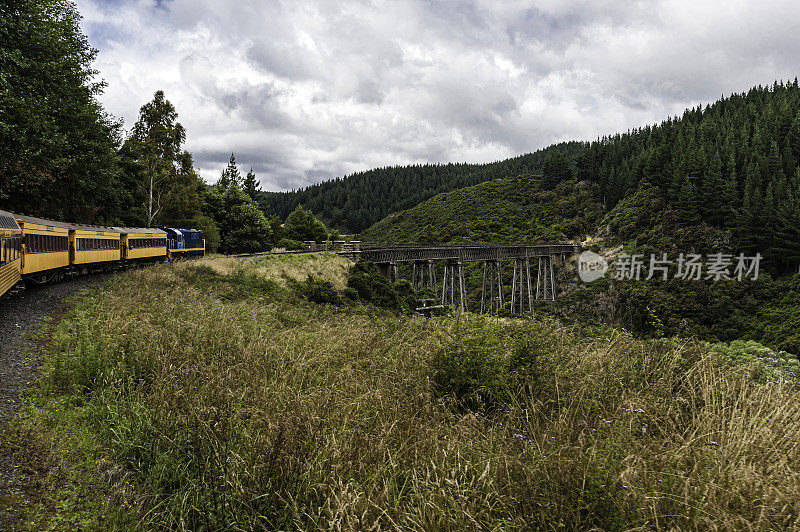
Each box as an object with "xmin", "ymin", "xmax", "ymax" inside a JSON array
[{"xmin": 359, "ymin": 244, "xmax": 580, "ymax": 263}]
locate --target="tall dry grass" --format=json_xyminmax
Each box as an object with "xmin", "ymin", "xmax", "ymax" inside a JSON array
[
  {"xmin": 35, "ymin": 255, "xmax": 800, "ymax": 530},
  {"xmin": 247, "ymin": 252, "xmax": 352, "ymax": 290}
]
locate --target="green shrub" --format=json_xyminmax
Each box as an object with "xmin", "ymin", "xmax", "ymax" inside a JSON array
[
  {"xmin": 430, "ymin": 319, "xmax": 509, "ymax": 411},
  {"xmin": 342, "ymin": 286, "xmax": 359, "ymax": 301},
  {"xmin": 296, "ymin": 274, "xmax": 340, "ymax": 305},
  {"xmin": 346, "ymin": 261, "xmax": 400, "ymax": 310},
  {"xmin": 709, "ymin": 339, "xmax": 800, "ymax": 383},
  {"xmin": 278, "ymin": 238, "xmax": 305, "ymax": 251},
  {"xmin": 780, "ymin": 335, "xmax": 800, "ymax": 357},
  {"xmin": 393, "ymin": 279, "xmax": 418, "ymax": 312}
]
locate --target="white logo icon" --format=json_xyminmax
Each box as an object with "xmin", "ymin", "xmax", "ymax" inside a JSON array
[{"xmin": 578, "ymin": 251, "xmax": 608, "ymax": 282}]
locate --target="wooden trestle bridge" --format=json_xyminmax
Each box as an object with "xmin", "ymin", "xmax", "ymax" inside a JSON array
[{"xmin": 339, "ymin": 243, "xmax": 581, "ymax": 315}]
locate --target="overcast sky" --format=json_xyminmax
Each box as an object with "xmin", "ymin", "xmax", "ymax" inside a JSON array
[{"xmin": 76, "ymin": 0, "xmax": 800, "ymax": 192}]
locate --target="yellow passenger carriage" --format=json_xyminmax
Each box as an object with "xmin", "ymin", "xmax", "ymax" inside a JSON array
[
  {"xmin": 71, "ymin": 224, "xmax": 123, "ymax": 271},
  {"xmin": 0, "ymin": 209, "xmax": 23, "ymax": 297},
  {"xmin": 116, "ymin": 228, "xmax": 168, "ymax": 262},
  {"xmin": 15, "ymin": 214, "xmax": 70, "ymax": 283}
]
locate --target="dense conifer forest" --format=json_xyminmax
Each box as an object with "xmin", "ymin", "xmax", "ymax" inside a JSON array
[{"xmin": 262, "ymin": 142, "xmax": 584, "ymax": 233}]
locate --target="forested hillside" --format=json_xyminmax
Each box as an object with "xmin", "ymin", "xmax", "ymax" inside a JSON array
[
  {"xmin": 570, "ymin": 81, "xmax": 800, "ymax": 273},
  {"xmin": 262, "ymin": 142, "xmax": 584, "ymax": 233},
  {"xmin": 361, "ymin": 176, "xmax": 603, "ymax": 244},
  {"xmin": 361, "ymin": 82, "xmax": 800, "ymax": 275}
]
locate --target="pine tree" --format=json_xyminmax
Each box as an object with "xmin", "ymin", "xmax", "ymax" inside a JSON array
[
  {"xmin": 721, "ymin": 154, "xmax": 739, "ymax": 226},
  {"xmin": 767, "ymin": 141, "xmax": 785, "ymax": 181},
  {"xmin": 676, "ymin": 176, "xmax": 701, "ymax": 225},
  {"xmin": 542, "ymin": 152, "xmax": 572, "ymax": 188},
  {"xmin": 218, "ymin": 153, "xmax": 241, "ymax": 188},
  {"xmin": 737, "ymin": 165, "xmax": 765, "ymax": 253},
  {"xmin": 702, "ymin": 151, "xmax": 727, "ymax": 227},
  {"xmin": 243, "ymin": 167, "xmax": 260, "ymax": 199}
]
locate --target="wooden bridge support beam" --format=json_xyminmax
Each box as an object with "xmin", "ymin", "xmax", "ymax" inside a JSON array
[
  {"xmin": 441, "ymin": 261, "xmax": 467, "ymax": 312},
  {"xmin": 510, "ymin": 258, "xmax": 534, "ymax": 314},
  {"xmin": 535, "ymin": 255, "xmax": 556, "ymax": 301},
  {"xmin": 412, "ymin": 260, "xmax": 437, "ymax": 292},
  {"xmin": 480, "ymin": 259, "xmax": 504, "ymax": 315}
]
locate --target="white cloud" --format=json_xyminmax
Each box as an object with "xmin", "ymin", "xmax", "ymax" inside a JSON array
[{"xmin": 76, "ymin": 0, "xmax": 800, "ymax": 191}]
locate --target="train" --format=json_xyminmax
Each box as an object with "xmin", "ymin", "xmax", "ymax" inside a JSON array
[{"xmin": 0, "ymin": 209, "xmax": 204, "ymax": 298}]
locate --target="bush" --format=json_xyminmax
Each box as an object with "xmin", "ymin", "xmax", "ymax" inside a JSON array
[
  {"xmin": 346, "ymin": 261, "xmax": 400, "ymax": 310},
  {"xmin": 342, "ymin": 287, "xmax": 359, "ymax": 301},
  {"xmin": 297, "ymin": 274, "xmax": 340, "ymax": 305},
  {"xmin": 430, "ymin": 319, "xmax": 509, "ymax": 411},
  {"xmin": 278, "ymin": 238, "xmax": 305, "ymax": 251},
  {"xmin": 393, "ymin": 279, "xmax": 418, "ymax": 312},
  {"xmin": 709, "ymin": 339, "xmax": 800, "ymax": 383},
  {"xmin": 780, "ymin": 336, "xmax": 800, "ymax": 357}
]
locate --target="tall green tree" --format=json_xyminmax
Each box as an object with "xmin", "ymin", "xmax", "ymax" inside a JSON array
[
  {"xmin": 284, "ymin": 205, "xmax": 328, "ymax": 242},
  {"xmin": 219, "ymin": 186, "xmax": 271, "ymax": 253},
  {"xmin": 158, "ymin": 151, "xmax": 202, "ymax": 227},
  {"xmin": 0, "ymin": 0, "xmax": 126, "ymax": 222},
  {"xmin": 121, "ymin": 90, "xmax": 197, "ymax": 226},
  {"xmin": 542, "ymin": 151, "xmax": 573, "ymax": 188},
  {"xmin": 675, "ymin": 176, "xmax": 701, "ymax": 225},
  {"xmin": 701, "ymin": 151, "xmax": 736, "ymax": 227},
  {"xmin": 224, "ymin": 202, "xmax": 272, "ymax": 253},
  {"xmin": 218, "ymin": 153, "xmax": 241, "ymax": 189},
  {"xmin": 243, "ymin": 166, "xmax": 260, "ymax": 199}
]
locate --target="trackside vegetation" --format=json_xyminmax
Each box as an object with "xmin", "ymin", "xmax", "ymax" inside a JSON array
[{"xmin": 5, "ymin": 255, "xmax": 800, "ymax": 529}]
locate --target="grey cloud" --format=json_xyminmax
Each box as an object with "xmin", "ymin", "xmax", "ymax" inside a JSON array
[
  {"xmin": 246, "ymin": 42, "xmax": 323, "ymax": 81},
  {"xmin": 77, "ymin": 0, "xmax": 800, "ymax": 191}
]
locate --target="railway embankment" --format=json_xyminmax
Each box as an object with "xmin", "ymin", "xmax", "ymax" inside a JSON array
[{"xmin": 0, "ymin": 275, "xmax": 110, "ymax": 528}]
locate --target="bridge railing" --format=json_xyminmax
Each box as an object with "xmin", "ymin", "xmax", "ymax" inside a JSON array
[{"xmin": 359, "ymin": 243, "xmax": 579, "ymax": 263}]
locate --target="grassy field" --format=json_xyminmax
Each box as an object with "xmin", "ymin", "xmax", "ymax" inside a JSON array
[{"xmin": 5, "ymin": 254, "xmax": 800, "ymax": 530}]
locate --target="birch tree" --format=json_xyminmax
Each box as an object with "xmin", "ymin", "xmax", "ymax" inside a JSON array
[{"xmin": 122, "ymin": 90, "xmax": 187, "ymax": 226}]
